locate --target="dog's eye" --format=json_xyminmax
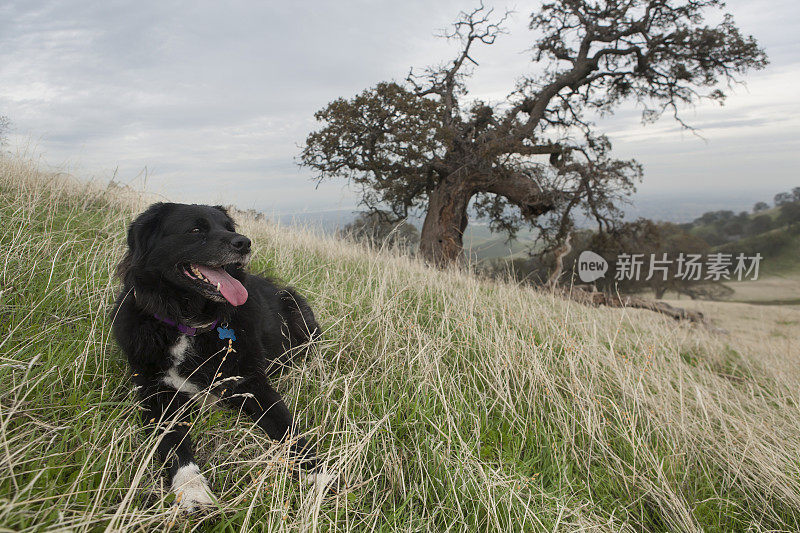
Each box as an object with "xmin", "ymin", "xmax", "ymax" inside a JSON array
[{"xmin": 189, "ymin": 228, "xmax": 201, "ymax": 233}]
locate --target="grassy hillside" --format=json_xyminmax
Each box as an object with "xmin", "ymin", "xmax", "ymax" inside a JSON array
[
  {"xmin": 460, "ymin": 224, "xmax": 538, "ymax": 263},
  {"xmin": 715, "ymin": 229, "xmax": 800, "ymax": 277},
  {"xmin": 716, "ymin": 228, "xmax": 800, "ymax": 304},
  {"xmin": 687, "ymin": 207, "xmax": 800, "ymax": 278},
  {"xmin": 2, "ymin": 156, "xmax": 800, "ymax": 531}
]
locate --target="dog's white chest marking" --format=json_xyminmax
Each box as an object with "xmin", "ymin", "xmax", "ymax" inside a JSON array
[
  {"xmin": 163, "ymin": 336, "xmax": 201, "ymax": 395},
  {"xmin": 172, "ymin": 462, "xmax": 214, "ymax": 511},
  {"xmin": 170, "ymin": 335, "xmax": 191, "ymax": 365}
]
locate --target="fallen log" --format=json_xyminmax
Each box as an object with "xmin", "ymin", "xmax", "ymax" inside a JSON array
[{"xmin": 563, "ymin": 285, "xmax": 727, "ymax": 333}]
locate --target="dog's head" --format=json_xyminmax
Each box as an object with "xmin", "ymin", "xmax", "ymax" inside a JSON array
[{"xmin": 118, "ymin": 203, "xmax": 251, "ymax": 318}]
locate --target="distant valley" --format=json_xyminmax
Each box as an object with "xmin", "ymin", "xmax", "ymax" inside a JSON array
[{"xmin": 265, "ymin": 189, "xmax": 781, "ymax": 263}]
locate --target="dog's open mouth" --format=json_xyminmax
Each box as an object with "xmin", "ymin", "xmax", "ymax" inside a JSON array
[{"xmin": 182, "ymin": 263, "xmax": 249, "ymax": 306}]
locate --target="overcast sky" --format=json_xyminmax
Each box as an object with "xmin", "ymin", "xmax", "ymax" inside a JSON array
[{"xmin": 1, "ymin": 0, "xmax": 798, "ymax": 214}]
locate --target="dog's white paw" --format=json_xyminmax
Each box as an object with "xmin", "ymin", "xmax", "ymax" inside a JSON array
[
  {"xmin": 171, "ymin": 463, "xmax": 215, "ymax": 512},
  {"xmin": 302, "ymin": 470, "xmax": 338, "ymax": 491}
]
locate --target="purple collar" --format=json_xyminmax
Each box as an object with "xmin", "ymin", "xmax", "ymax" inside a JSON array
[{"xmin": 153, "ymin": 313, "xmax": 218, "ymax": 336}]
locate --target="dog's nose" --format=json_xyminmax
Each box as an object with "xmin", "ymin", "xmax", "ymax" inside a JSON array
[{"xmin": 231, "ymin": 235, "xmax": 251, "ymax": 253}]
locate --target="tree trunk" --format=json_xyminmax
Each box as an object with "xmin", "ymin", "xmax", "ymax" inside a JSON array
[
  {"xmin": 419, "ymin": 178, "xmax": 474, "ymax": 266},
  {"xmin": 418, "ymin": 172, "xmax": 555, "ymax": 267}
]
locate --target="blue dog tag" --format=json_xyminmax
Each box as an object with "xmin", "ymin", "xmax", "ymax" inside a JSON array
[{"xmin": 217, "ymin": 327, "xmax": 236, "ymax": 341}]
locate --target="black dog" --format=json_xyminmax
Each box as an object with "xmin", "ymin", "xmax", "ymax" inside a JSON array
[{"xmin": 112, "ymin": 202, "xmax": 326, "ymax": 511}]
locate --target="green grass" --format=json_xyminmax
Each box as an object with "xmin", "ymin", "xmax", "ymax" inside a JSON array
[
  {"xmin": 462, "ymin": 225, "xmax": 539, "ymax": 263},
  {"xmin": 2, "ymin": 156, "xmax": 800, "ymax": 531},
  {"xmin": 714, "ymin": 229, "xmax": 800, "ymax": 277},
  {"xmin": 688, "ymin": 207, "xmax": 800, "ymax": 278}
]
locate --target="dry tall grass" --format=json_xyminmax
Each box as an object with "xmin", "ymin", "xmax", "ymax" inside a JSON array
[{"xmin": 1, "ymin": 154, "xmax": 799, "ymax": 531}]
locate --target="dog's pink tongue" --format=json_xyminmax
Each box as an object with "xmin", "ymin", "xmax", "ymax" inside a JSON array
[{"xmin": 195, "ymin": 265, "xmax": 248, "ymax": 306}]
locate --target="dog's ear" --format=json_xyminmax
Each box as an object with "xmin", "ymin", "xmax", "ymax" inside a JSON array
[
  {"xmin": 213, "ymin": 204, "xmax": 237, "ymax": 229},
  {"xmin": 128, "ymin": 203, "xmax": 167, "ymax": 252},
  {"xmin": 116, "ymin": 203, "xmax": 168, "ymax": 282}
]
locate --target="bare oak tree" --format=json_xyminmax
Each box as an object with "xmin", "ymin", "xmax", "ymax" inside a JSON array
[{"xmin": 301, "ymin": 1, "xmax": 767, "ymax": 266}]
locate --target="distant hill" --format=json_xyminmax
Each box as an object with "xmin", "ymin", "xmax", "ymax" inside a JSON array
[
  {"xmin": 462, "ymin": 224, "xmax": 539, "ymax": 263},
  {"xmin": 678, "ymin": 202, "xmax": 800, "ymax": 277},
  {"xmin": 716, "ymin": 229, "xmax": 800, "ymax": 277},
  {"xmin": 274, "ymin": 209, "xmax": 361, "ymax": 233},
  {"xmin": 272, "ymin": 209, "xmax": 538, "ymax": 262},
  {"xmin": 268, "ymin": 190, "xmax": 795, "ymax": 266},
  {"xmin": 622, "ymin": 190, "xmax": 777, "ymax": 223}
]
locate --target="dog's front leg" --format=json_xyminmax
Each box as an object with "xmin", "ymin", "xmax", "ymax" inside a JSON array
[
  {"xmin": 226, "ymin": 376, "xmax": 318, "ymax": 470},
  {"xmin": 138, "ymin": 384, "xmax": 214, "ymax": 512}
]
